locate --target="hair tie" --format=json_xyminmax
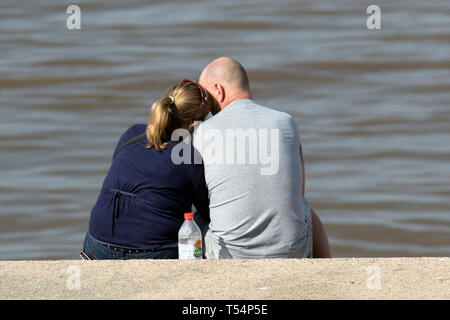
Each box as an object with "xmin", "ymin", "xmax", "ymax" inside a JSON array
[{"xmin": 168, "ymin": 96, "xmax": 175, "ymax": 104}]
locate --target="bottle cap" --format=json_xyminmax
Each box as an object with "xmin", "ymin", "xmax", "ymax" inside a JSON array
[{"xmin": 184, "ymin": 212, "xmax": 194, "ymax": 220}]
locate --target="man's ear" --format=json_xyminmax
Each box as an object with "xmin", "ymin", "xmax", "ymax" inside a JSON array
[{"xmin": 214, "ymin": 82, "xmax": 225, "ymax": 103}]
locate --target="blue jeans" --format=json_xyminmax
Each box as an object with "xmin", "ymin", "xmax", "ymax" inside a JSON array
[{"xmin": 82, "ymin": 233, "xmax": 178, "ymax": 260}]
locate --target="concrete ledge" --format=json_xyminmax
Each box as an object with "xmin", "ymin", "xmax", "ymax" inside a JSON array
[{"xmin": 0, "ymin": 258, "xmax": 448, "ymax": 299}]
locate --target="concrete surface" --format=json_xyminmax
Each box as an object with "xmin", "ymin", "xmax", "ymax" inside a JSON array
[{"xmin": 0, "ymin": 257, "xmax": 448, "ymax": 299}]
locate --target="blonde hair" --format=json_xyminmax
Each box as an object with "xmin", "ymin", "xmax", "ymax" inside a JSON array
[{"xmin": 146, "ymin": 82, "xmax": 209, "ymax": 150}]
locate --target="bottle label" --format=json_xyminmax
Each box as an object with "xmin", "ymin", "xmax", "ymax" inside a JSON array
[
  {"xmin": 179, "ymin": 239, "xmax": 202, "ymax": 259},
  {"xmin": 193, "ymin": 239, "xmax": 202, "ymax": 258}
]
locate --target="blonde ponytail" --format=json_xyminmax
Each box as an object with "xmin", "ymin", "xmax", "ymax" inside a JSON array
[
  {"xmin": 145, "ymin": 81, "xmax": 210, "ymax": 151},
  {"xmin": 146, "ymin": 97, "xmax": 174, "ymax": 150}
]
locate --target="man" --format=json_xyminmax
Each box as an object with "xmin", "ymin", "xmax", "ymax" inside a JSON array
[{"xmin": 193, "ymin": 57, "xmax": 330, "ymax": 258}]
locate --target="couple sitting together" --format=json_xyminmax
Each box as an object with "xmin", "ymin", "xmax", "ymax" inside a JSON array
[{"xmin": 82, "ymin": 57, "xmax": 331, "ymax": 260}]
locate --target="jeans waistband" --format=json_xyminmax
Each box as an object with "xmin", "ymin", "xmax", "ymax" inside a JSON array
[{"xmin": 88, "ymin": 233, "xmax": 177, "ymax": 253}]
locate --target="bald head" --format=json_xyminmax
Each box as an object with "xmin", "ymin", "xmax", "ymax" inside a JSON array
[
  {"xmin": 200, "ymin": 57, "xmax": 250, "ymax": 91},
  {"xmin": 199, "ymin": 57, "xmax": 251, "ymax": 110}
]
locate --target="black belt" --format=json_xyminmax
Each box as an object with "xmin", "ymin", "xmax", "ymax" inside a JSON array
[{"xmin": 101, "ymin": 243, "xmax": 169, "ymax": 253}]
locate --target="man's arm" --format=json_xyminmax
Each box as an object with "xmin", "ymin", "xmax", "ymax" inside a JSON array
[
  {"xmin": 311, "ymin": 207, "xmax": 331, "ymax": 258},
  {"xmin": 299, "ymin": 142, "xmax": 331, "ymax": 257},
  {"xmin": 302, "ymin": 162, "xmax": 305, "ymax": 197},
  {"xmin": 300, "ymin": 143, "xmax": 305, "ymax": 197}
]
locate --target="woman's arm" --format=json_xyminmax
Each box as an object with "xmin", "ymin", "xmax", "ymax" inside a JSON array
[{"xmin": 192, "ymin": 164, "xmax": 210, "ymax": 223}]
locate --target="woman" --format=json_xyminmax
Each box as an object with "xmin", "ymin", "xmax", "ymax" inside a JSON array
[{"xmin": 82, "ymin": 79, "xmax": 216, "ymax": 259}]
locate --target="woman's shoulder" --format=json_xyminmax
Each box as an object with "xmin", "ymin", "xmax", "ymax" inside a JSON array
[
  {"xmin": 118, "ymin": 123, "xmax": 146, "ymax": 141},
  {"xmin": 114, "ymin": 124, "xmax": 146, "ymax": 153},
  {"xmin": 124, "ymin": 124, "xmax": 146, "ymax": 138}
]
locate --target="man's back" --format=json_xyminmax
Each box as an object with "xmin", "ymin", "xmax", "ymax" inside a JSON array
[{"xmin": 193, "ymin": 99, "xmax": 312, "ymax": 258}]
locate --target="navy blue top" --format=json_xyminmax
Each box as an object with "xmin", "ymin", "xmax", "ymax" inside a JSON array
[{"xmin": 88, "ymin": 124, "xmax": 210, "ymax": 249}]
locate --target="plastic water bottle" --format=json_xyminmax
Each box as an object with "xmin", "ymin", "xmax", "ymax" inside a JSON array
[{"xmin": 178, "ymin": 212, "xmax": 203, "ymax": 259}]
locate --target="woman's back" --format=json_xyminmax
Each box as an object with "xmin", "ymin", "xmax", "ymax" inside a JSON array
[{"xmin": 88, "ymin": 124, "xmax": 209, "ymax": 249}]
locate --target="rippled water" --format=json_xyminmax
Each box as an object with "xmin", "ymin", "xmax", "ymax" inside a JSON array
[{"xmin": 1, "ymin": 0, "xmax": 449, "ymax": 259}]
